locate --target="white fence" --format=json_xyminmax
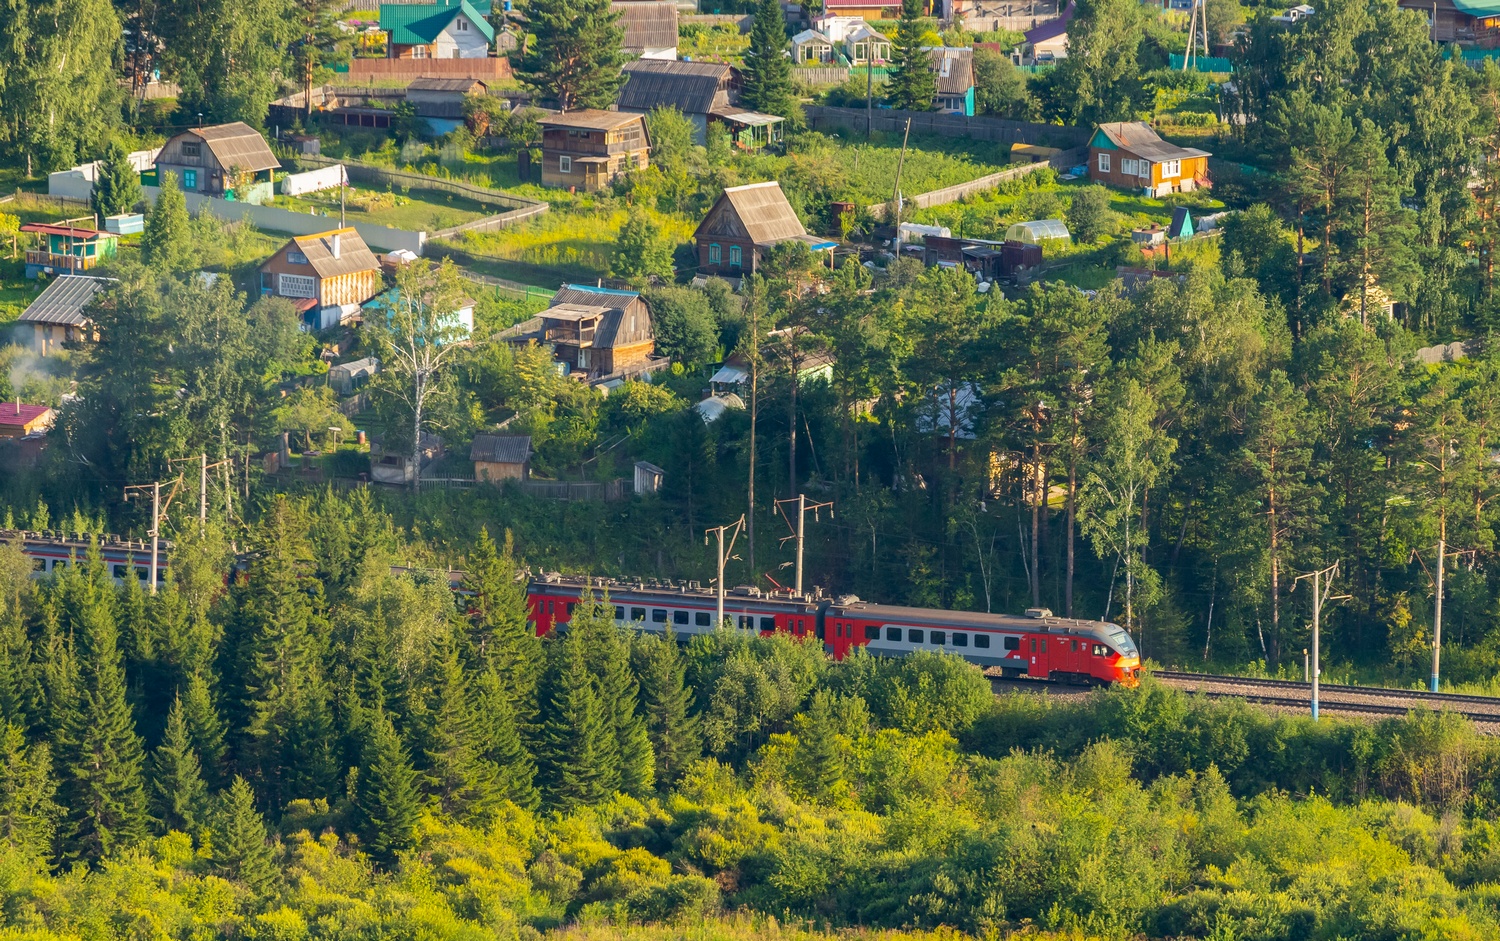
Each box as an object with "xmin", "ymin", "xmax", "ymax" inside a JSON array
[
  {"xmin": 48, "ymin": 148, "xmax": 161, "ymax": 201},
  {"xmin": 281, "ymin": 164, "xmax": 348, "ymax": 196}
]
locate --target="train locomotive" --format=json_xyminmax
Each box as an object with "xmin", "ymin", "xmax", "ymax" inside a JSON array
[{"xmin": 526, "ymin": 573, "xmax": 1142, "ymax": 686}]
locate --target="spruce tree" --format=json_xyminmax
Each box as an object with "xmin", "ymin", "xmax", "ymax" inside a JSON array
[
  {"xmin": 464, "ymin": 528, "xmax": 538, "ymax": 683},
  {"xmin": 742, "ymin": 0, "xmax": 797, "ymax": 119},
  {"xmin": 55, "ymin": 543, "xmax": 151, "ymax": 862},
  {"xmin": 537, "ymin": 631, "xmax": 612, "ymax": 811},
  {"xmin": 516, "ymin": 0, "xmax": 626, "ymax": 111},
  {"xmin": 474, "ymin": 666, "xmax": 539, "ymax": 810},
  {"xmin": 578, "ymin": 608, "xmax": 653, "ymax": 797},
  {"xmin": 90, "ymin": 139, "xmax": 143, "ymax": 221},
  {"xmin": 635, "ymin": 633, "xmax": 701, "ymax": 788},
  {"xmin": 419, "ymin": 634, "xmax": 501, "ymax": 821},
  {"xmin": 887, "ymin": 0, "xmax": 937, "ymax": 112},
  {"xmin": 141, "ymin": 171, "xmax": 195, "ymax": 273},
  {"xmin": 207, "ymin": 777, "xmax": 281, "ymax": 895},
  {"xmin": 0, "ymin": 724, "xmax": 61, "ymax": 860},
  {"xmin": 151, "ymin": 693, "xmax": 209, "ymax": 832},
  {"xmin": 800, "ymin": 691, "xmax": 846, "ymax": 797},
  {"xmin": 357, "ymin": 713, "xmax": 423, "ymax": 864},
  {"xmin": 181, "ymin": 670, "xmax": 228, "ymax": 779}
]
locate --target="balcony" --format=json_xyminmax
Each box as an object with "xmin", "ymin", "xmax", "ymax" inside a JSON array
[{"xmin": 25, "ymin": 251, "xmax": 97, "ymax": 273}]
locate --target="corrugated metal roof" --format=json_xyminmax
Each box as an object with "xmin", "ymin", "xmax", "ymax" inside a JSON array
[
  {"xmin": 925, "ymin": 47, "xmax": 974, "ymax": 95},
  {"xmin": 286, "ymin": 228, "xmax": 381, "ymax": 280},
  {"xmin": 19, "ymin": 275, "xmax": 114, "ymax": 327},
  {"xmin": 381, "ymin": 0, "xmax": 494, "ymax": 44},
  {"xmin": 1095, "ymin": 122, "xmax": 1211, "ymax": 161},
  {"xmin": 611, "ymin": 1, "xmax": 679, "ymax": 52},
  {"xmin": 542, "ymin": 109, "xmax": 647, "ymax": 130},
  {"xmin": 407, "ymin": 77, "xmax": 490, "ymax": 93},
  {"xmin": 617, "ymin": 59, "xmax": 731, "ymax": 114},
  {"xmin": 171, "ymin": 123, "xmax": 281, "ymax": 173},
  {"xmin": 695, "ymin": 181, "xmax": 808, "ymax": 247},
  {"xmin": 470, "ymin": 434, "xmax": 531, "ymax": 464}
]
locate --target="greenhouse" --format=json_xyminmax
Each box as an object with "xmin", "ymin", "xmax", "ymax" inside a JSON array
[{"xmin": 1005, "ymin": 219, "xmax": 1071, "ymax": 244}]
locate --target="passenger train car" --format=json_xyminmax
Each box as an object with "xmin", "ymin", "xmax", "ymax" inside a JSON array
[
  {"xmin": 5, "ymin": 529, "xmax": 169, "ymax": 585},
  {"xmin": 526, "ymin": 573, "xmax": 1141, "ymax": 686}
]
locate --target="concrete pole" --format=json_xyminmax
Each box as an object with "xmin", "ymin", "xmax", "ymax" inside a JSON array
[
  {"xmin": 1311, "ymin": 567, "xmax": 1320, "ymax": 721},
  {"xmin": 149, "ymin": 480, "xmax": 160, "ymax": 595},
  {"xmin": 716, "ymin": 525, "xmax": 726, "ymax": 629},
  {"xmin": 795, "ymin": 493, "xmax": 806, "ymax": 596},
  {"xmin": 199, "ymin": 452, "xmax": 208, "ymax": 528},
  {"xmin": 1433, "ymin": 535, "xmax": 1444, "ymax": 692}
]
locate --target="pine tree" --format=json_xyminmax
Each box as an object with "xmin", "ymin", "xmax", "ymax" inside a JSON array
[
  {"xmin": 207, "ymin": 777, "xmax": 281, "ymax": 895},
  {"xmin": 90, "ymin": 139, "xmax": 143, "ymax": 219},
  {"xmin": 537, "ymin": 631, "xmax": 612, "ymax": 811},
  {"xmin": 516, "ymin": 0, "xmax": 626, "ymax": 111},
  {"xmin": 419, "ymin": 634, "xmax": 501, "ymax": 821},
  {"xmin": 357, "ymin": 713, "xmax": 423, "ymax": 864},
  {"xmin": 141, "ymin": 171, "xmax": 195, "ymax": 273},
  {"xmin": 635, "ymin": 633, "xmax": 701, "ymax": 788},
  {"xmin": 151, "ymin": 694, "xmax": 209, "ymax": 832},
  {"xmin": 55, "ymin": 543, "xmax": 151, "ymax": 862},
  {"xmin": 742, "ymin": 0, "xmax": 797, "ymax": 119},
  {"xmin": 887, "ymin": 0, "xmax": 936, "ymax": 112},
  {"xmin": 474, "ymin": 666, "xmax": 539, "ymax": 810},
  {"xmin": 0, "ymin": 724, "xmax": 61, "ymax": 860},
  {"xmin": 799, "ymin": 691, "xmax": 846, "ymax": 797}
]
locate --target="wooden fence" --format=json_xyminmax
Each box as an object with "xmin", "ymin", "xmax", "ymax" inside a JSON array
[
  {"xmin": 520, "ymin": 478, "xmax": 630, "ymax": 502},
  {"xmin": 865, "ymin": 146, "xmax": 1087, "ymax": 219},
  {"xmin": 803, "ymin": 106, "xmax": 1089, "ymax": 149}
]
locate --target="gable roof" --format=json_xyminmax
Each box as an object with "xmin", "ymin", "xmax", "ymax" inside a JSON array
[
  {"xmin": 617, "ymin": 59, "xmax": 731, "ymax": 114},
  {"xmin": 611, "ymin": 1, "xmax": 679, "ymax": 52},
  {"xmin": 825, "ymin": 0, "xmax": 900, "ymax": 7},
  {"xmin": 926, "ymin": 47, "xmax": 974, "ymax": 95},
  {"xmin": 694, "ymin": 182, "xmax": 808, "ymax": 246},
  {"xmin": 1025, "ymin": 0, "xmax": 1075, "ymax": 44},
  {"xmin": 19, "ymin": 275, "xmax": 114, "ymax": 327},
  {"xmin": 1093, "ymin": 122, "xmax": 1211, "ymax": 161},
  {"xmin": 542, "ymin": 284, "xmax": 652, "ymax": 350},
  {"xmin": 470, "ymin": 434, "xmax": 532, "ymax": 464},
  {"xmin": 381, "ymin": 0, "xmax": 494, "ymax": 45},
  {"xmin": 792, "ymin": 29, "xmax": 833, "ymax": 45},
  {"xmin": 20, "ymin": 223, "xmax": 114, "ymax": 242},
  {"xmin": 282, "ymin": 228, "xmax": 381, "ymax": 279},
  {"xmin": 168, "ymin": 123, "xmax": 280, "ymax": 173},
  {"xmin": 541, "ymin": 109, "xmax": 646, "ymax": 131}
]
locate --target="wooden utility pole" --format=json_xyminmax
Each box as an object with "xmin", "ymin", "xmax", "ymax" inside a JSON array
[{"xmin": 891, "ymin": 117, "xmax": 913, "ymax": 228}]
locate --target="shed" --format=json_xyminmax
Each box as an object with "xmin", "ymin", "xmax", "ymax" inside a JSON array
[
  {"xmin": 1005, "ymin": 219, "xmax": 1071, "ymax": 244},
  {"xmin": 329, "ymin": 356, "xmax": 379, "ymax": 395},
  {"xmin": 633, "ymin": 460, "xmax": 665, "ymax": 495},
  {"xmin": 611, "ymin": 1, "xmax": 679, "ymax": 58},
  {"xmin": 470, "ymin": 434, "xmax": 532, "ymax": 481},
  {"xmin": 1168, "ymin": 207, "xmax": 1195, "ymax": 240},
  {"xmin": 0, "ymin": 403, "xmax": 54, "ymax": 439},
  {"xmin": 17, "ymin": 274, "xmax": 113, "ymax": 355}
]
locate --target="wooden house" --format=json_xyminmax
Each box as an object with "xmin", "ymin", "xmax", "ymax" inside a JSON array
[
  {"xmin": 258, "ymin": 228, "xmax": 384, "ymax": 330},
  {"xmin": 470, "ymin": 434, "xmax": 532, "ymax": 482},
  {"xmin": 0, "ymin": 403, "xmax": 54, "ymax": 439},
  {"xmin": 616, "ymin": 60, "xmax": 732, "ymax": 143},
  {"xmin": 1024, "ymin": 1, "xmax": 1073, "ymax": 61},
  {"xmin": 820, "ymin": 0, "xmax": 901, "ymax": 21},
  {"xmin": 693, "ymin": 182, "xmax": 836, "ymax": 277},
  {"xmin": 1088, "ymin": 122, "xmax": 1210, "ymax": 196},
  {"xmin": 497, "ymin": 284, "xmax": 665, "ymax": 384},
  {"xmin": 611, "ymin": 1, "xmax": 679, "ymax": 59},
  {"xmin": 20, "ymin": 224, "xmax": 118, "ymax": 279},
  {"xmin": 381, "ymin": 0, "xmax": 494, "ymax": 58},
  {"xmin": 539, "ymin": 111, "xmax": 650, "ymax": 191},
  {"xmin": 155, "ymin": 123, "xmax": 279, "ymax": 202},
  {"xmin": 17, "ymin": 274, "xmax": 112, "ymax": 354},
  {"xmin": 928, "ymin": 47, "xmax": 975, "ymax": 115}
]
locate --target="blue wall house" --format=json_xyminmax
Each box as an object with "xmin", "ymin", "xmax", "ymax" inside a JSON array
[{"xmin": 927, "ymin": 47, "xmax": 976, "ymax": 116}]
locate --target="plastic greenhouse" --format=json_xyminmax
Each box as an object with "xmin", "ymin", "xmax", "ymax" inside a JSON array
[{"xmin": 1005, "ymin": 219, "xmax": 1071, "ymax": 244}]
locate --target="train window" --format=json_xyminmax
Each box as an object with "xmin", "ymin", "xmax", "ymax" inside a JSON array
[
  {"xmin": 866, "ymin": 625, "xmax": 880, "ymax": 641},
  {"xmin": 137, "ymin": 568, "xmax": 149, "ymax": 581},
  {"xmin": 31, "ymin": 559, "xmax": 45, "ymax": 572},
  {"xmin": 113, "ymin": 564, "xmax": 128, "ymax": 579},
  {"xmin": 739, "ymin": 615, "xmax": 754, "ymax": 630},
  {"xmin": 953, "ymin": 632, "xmax": 968, "ymax": 647},
  {"xmin": 1093, "ymin": 644, "xmax": 1110, "ymax": 657},
  {"xmin": 547, "ymin": 601, "xmax": 555, "ymax": 614},
  {"xmin": 696, "ymin": 611, "xmax": 712, "ymax": 627},
  {"xmin": 567, "ymin": 603, "xmax": 577, "ymax": 616},
  {"xmin": 1071, "ymin": 640, "xmax": 1078, "ymax": 652},
  {"xmin": 631, "ymin": 607, "xmax": 646, "ymax": 621},
  {"xmin": 1004, "ymin": 636, "xmax": 1019, "ymax": 651},
  {"xmin": 974, "ymin": 634, "xmax": 991, "ymax": 649},
  {"xmin": 834, "ymin": 622, "xmax": 842, "ymax": 637},
  {"xmin": 886, "ymin": 627, "xmax": 900, "ymax": 641},
  {"xmin": 1041, "ymin": 640, "xmax": 1047, "ymax": 653},
  {"xmin": 615, "ymin": 606, "xmax": 625, "ymax": 620},
  {"xmin": 1030, "ymin": 638, "xmax": 1036, "ymax": 652},
  {"xmin": 674, "ymin": 610, "xmax": 689, "ymax": 625},
  {"xmin": 760, "ymin": 616, "xmax": 775, "ymax": 631},
  {"xmin": 651, "ymin": 609, "xmax": 667, "ymax": 623},
  {"xmin": 931, "ymin": 631, "xmax": 946, "ymax": 645},
  {"xmin": 907, "ymin": 628, "xmax": 924, "ymax": 643}
]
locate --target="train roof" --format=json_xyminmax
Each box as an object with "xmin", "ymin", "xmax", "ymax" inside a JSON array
[
  {"xmin": 829, "ymin": 597, "xmax": 1138, "ymax": 649},
  {"xmin": 528, "ymin": 572, "xmax": 820, "ymax": 607}
]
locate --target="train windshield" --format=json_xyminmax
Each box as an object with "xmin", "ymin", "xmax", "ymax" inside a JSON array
[{"xmin": 1106, "ymin": 626, "xmax": 1139, "ymax": 657}]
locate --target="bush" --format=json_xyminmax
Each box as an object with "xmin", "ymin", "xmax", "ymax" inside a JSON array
[{"xmin": 1066, "ymin": 184, "xmax": 1112, "ymax": 243}]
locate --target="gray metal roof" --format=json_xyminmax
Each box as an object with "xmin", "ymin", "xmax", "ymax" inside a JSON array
[
  {"xmin": 611, "ymin": 1, "xmax": 679, "ymax": 52},
  {"xmin": 617, "ymin": 59, "xmax": 731, "ymax": 115},
  {"xmin": 18, "ymin": 275, "xmax": 113, "ymax": 327},
  {"xmin": 470, "ymin": 434, "xmax": 532, "ymax": 464},
  {"xmin": 1095, "ymin": 121, "xmax": 1211, "ymax": 162}
]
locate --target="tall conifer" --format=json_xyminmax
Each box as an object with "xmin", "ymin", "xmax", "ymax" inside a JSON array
[
  {"xmin": 208, "ymin": 777, "xmax": 280, "ymax": 895},
  {"xmin": 742, "ymin": 0, "xmax": 797, "ymax": 119},
  {"xmin": 420, "ymin": 634, "xmax": 501, "ymax": 821},
  {"xmin": 537, "ymin": 632, "xmax": 612, "ymax": 811},
  {"xmin": 887, "ymin": 0, "xmax": 937, "ymax": 112},
  {"xmin": 0, "ymin": 724, "xmax": 61, "ymax": 860},
  {"xmin": 635, "ymin": 633, "xmax": 701, "ymax": 787},
  {"xmin": 516, "ymin": 0, "xmax": 626, "ymax": 111},
  {"xmin": 357, "ymin": 713, "xmax": 423, "ymax": 864},
  {"xmin": 152, "ymin": 693, "xmax": 209, "ymax": 832},
  {"xmin": 474, "ymin": 666, "xmax": 539, "ymax": 810}
]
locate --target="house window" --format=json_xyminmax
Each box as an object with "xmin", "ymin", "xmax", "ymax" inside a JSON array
[
  {"xmin": 1162, "ymin": 159, "xmax": 1181, "ymax": 178},
  {"xmin": 278, "ymin": 273, "xmax": 317, "ymax": 299},
  {"xmin": 1097, "ymin": 153, "xmax": 1110, "ymax": 173},
  {"xmin": 413, "ymin": 44, "xmax": 427, "ymax": 58},
  {"xmin": 182, "ymin": 169, "xmax": 197, "ymax": 189},
  {"xmin": 457, "ymin": 17, "xmax": 469, "ymax": 29},
  {"xmin": 559, "ymin": 155, "xmax": 572, "ymax": 173},
  {"xmin": 182, "ymin": 142, "xmax": 201, "ymax": 158},
  {"xmin": 287, "ymin": 250, "xmax": 308, "ymax": 265},
  {"xmin": 729, "ymin": 245, "xmax": 742, "ymax": 267},
  {"xmin": 709, "ymin": 243, "xmax": 721, "ymax": 264},
  {"xmin": 1121, "ymin": 158, "xmax": 1137, "ymax": 175}
]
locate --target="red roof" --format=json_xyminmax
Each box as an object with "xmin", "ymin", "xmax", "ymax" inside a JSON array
[
  {"xmin": 825, "ymin": 0, "xmax": 902, "ymax": 7},
  {"xmin": 20, "ymin": 223, "xmax": 111, "ymax": 240},
  {"xmin": 0, "ymin": 403, "xmax": 53, "ymax": 427}
]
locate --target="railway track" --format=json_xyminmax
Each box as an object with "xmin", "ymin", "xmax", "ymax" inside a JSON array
[{"xmin": 1152, "ymin": 671, "xmax": 1500, "ymax": 725}]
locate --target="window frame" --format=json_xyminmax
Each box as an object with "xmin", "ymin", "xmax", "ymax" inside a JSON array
[
  {"xmin": 975, "ymin": 634, "xmax": 991, "ymax": 649},
  {"xmin": 1162, "ymin": 159, "xmax": 1180, "ymax": 178},
  {"xmin": 759, "ymin": 616, "xmax": 776, "ymax": 631},
  {"xmin": 886, "ymin": 626, "xmax": 901, "ymax": 641},
  {"xmin": 182, "ymin": 169, "xmax": 197, "ymax": 189},
  {"xmin": 907, "ymin": 628, "xmax": 924, "ymax": 644},
  {"xmin": 696, "ymin": 611, "xmax": 712, "ymax": 627},
  {"xmin": 729, "ymin": 244, "xmax": 742, "ymax": 267},
  {"xmin": 277, "ymin": 273, "xmax": 317, "ymax": 299},
  {"xmin": 651, "ymin": 608, "xmax": 668, "ymax": 624},
  {"xmin": 1097, "ymin": 152, "xmax": 1111, "ymax": 173},
  {"xmin": 709, "ymin": 243, "xmax": 721, "ymax": 264},
  {"xmin": 673, "ymin": 610, "xmax": 689, "ymax": 625},
  {"xmin": 559, "ymin": 155, "xmax": 572, "ymax": 174},
  {"xmin": 630, "ymin": 606, "xmax": 646, "ymax": 622},
  {"xmin": 931, "ymin": 631, "xmax": 946, "ymax": 646},
  {"xmin": 953, "ymin": 632, "xmax": 968, "ymax": 647},
  {"xmin": 182, "ymin": 141, "xmax": 201, "ymax": 158}
]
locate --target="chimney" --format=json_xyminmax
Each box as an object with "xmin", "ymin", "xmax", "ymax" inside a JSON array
[{"xmin": 331, "ymin": 232, "xmax": 342, "ymax": 259}]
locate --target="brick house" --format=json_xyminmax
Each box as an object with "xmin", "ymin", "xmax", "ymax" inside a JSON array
[
  {"xmin": 693, "ymin": 182, "xmax": 835, "ymax": 277},
  {"xmin": 1088, "ymin": 122, "xmax": 1211, "ymax": 196},
  {"xmin": 539, "ymin": 111, "xmax": 650, "ymax": 191},
  {"xmin": 258, "ymin": 228, "xmax": 384, "ymax": 330}
]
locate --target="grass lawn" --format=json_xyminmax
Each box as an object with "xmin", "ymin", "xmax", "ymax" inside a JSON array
[
  {"xmin": 440, "ymin": 206, "xmax": 697, "ymax": 286},
  {"xmin": 0, "ymin": 263, "xmax": 44, "ymax": 324},
  {"xmin": 273, "ymin": 186, "xmax": 491, "ymax": 231}
]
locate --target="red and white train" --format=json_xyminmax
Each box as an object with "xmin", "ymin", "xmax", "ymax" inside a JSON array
[
  {"xmin": 4, "ymin": 529, "xmax": 168, "ymax": 585},
  {"xmin": 526, "ymin": 573, "xmax": 1142, "ymax": 686}
]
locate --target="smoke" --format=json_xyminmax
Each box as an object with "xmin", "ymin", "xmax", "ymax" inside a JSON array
[{"xmin": 2, "ymin": 348, "xmax": 50, "ymax": 403}]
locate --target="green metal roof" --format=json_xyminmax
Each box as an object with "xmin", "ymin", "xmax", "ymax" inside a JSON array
[
  {"xmin": 380, "ymin": 0, "xmax": 495, "ymax": 45},
  {"xmin": 1454, "ymin": 0, "xmax": 1500, "ymax": 15}
]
